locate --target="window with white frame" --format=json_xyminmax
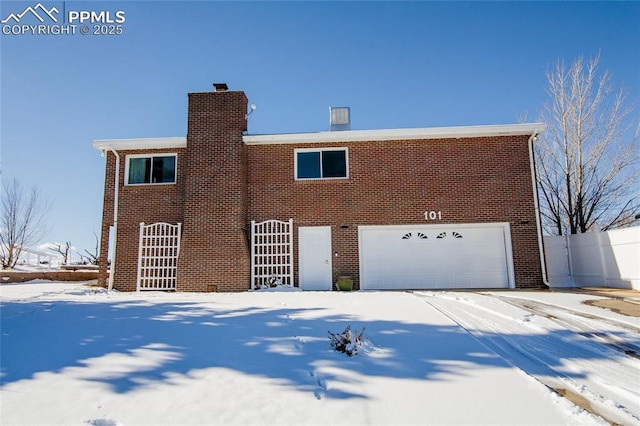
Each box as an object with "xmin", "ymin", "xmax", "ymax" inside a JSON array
[
  {"xmin": 295, "ymin": 148, "xmax": 348, "ymax": 180},
  {"xmin": 126, "ymin": 154, "xmax": 177, "ymax": 185}
]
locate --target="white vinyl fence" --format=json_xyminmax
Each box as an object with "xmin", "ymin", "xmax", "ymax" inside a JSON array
[
  {"xmin": 544, "ymin": 226, "xmax": 640, "ymax": 290},
  {"xmin": 15, "ymin": 247, "xmax": 60, "ymax": 268}
]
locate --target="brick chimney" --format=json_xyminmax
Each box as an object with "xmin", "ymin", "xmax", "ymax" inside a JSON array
[{"xmin": 177, "ymin": 85, "xmax": 250, "ymax": 291}]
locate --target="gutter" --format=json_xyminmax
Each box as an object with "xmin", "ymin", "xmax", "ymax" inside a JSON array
[
  {"xmin": 108, "ymin": 148, "xmax": 120, "ymax": 292},
  {"xmin": 528, "ymin": 129, "xmax": 550, "ymax": 287}
]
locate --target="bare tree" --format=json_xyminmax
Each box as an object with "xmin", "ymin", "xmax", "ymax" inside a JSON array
[
  {"xmin": 48, "ymin": 241, "xmax": 71, "ymax": 265},
  {"xmin": 536, "ymin": 54, "xmax": 640, "ymax": 235},
  {"xmin": 0, "ymin": 179, "xmax": 50, "ymax": 268},
  {"xmin": 78, "ymin": 232, "xmax": 100, "ymax": 265}
]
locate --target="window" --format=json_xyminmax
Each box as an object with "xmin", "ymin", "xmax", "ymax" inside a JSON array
[
  {"xmin": 126, "ymin": 154, "xmax": 177, "ymax": 185},
  {"xmin": 295, "ymin": 148, "xmax": 348, "ymax": 180}
]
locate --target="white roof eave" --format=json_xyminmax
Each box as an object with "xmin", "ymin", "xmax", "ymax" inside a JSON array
[
  {"xmin": 91, "ymin": 123, "xmax": 545, "ymax": 151},
  {"xmin": 243, "ymin": 123, "xmax": 545, "ymax": 145},
  {"xmin": 92, "ymin": 137, "xmax": 187, "ymax": 151}
]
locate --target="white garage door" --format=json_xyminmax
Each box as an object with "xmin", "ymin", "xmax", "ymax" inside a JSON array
[{"xmin": 359, "ymin": 223, "xmax": 514, "ymax": 290}]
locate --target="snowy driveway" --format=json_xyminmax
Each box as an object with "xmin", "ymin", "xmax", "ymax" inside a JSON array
[
  {"xmin": 1, "ymin": 282, "xmax": 638, "ymax": 425},
  {"xmin": 419, "ymin": 291, "xmax": 640, "ymax": 425}
]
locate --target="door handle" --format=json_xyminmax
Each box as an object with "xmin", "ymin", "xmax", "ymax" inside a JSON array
[{"xmin": 324, "ymin": 260, "xmax": 329, "ymax": 265}]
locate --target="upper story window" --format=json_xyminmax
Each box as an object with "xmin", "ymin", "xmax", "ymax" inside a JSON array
[
  {"xmin": 295, "ymin": 148, "xmax": 348, "ymax": 180},
  {"xmin": 126, "ymin": 154, "xmax": 177, "ymax": 185}
]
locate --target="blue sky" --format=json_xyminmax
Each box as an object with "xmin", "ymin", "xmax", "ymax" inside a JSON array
[{"xmin": 1, "ymin": 1, "xmax": 639, "ymax": 255}]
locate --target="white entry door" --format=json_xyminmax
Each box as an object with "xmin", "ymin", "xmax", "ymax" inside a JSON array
[{"xmin": 298, "ymin": 226, "xmax": 332, "ymax": 291}]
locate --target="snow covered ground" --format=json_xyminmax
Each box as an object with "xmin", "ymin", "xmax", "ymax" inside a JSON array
[
  {"xmin": 1, "ymin": 282, "xmax": 638, "ymax": 425},
  {"xmin": 419, "ymin": 291, "xmax": 640, "ymax": 425}
]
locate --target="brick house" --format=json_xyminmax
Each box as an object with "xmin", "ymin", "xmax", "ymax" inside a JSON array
[{"xmin": 93, "ymin": 83, "xmax": 547, "ymax": 292}]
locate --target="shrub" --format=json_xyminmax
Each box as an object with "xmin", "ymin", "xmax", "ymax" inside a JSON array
[{"xmin": 328, "ymin": 325, "xmax": 365, "ymax": 356}]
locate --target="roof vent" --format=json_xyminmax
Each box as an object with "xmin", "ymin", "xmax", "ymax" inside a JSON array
[
  {"xmin": 213, "ymin": 83, "xmax": 228, "ymax": 92},
  {"xmin": 329, "ymin": 107, "xmax": 351, "ymax": 131}
]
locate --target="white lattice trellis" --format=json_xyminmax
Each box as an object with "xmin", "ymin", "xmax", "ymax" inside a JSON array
[
  {"xmin": 251, "ymin": 219, "xmax": 293, "ymax": 289},
  {"xmin": 137, "ymin": 222, "xmax": 182, "ymax": 291}
]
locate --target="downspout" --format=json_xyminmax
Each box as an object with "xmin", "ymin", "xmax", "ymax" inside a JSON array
[
  {"xmin": 108, "ymin": 148, "xmax": 120, "ymax": 292},
  {"xmin": 528, "ymin": 129, "xmax": 550, "ymax": 287}
]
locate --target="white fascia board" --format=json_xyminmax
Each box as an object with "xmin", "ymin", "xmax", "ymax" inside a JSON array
[
  {"xmin": 92, "ymin": 137, "xmax": 187, "ymax": 151},
  {"xmin": 243, "ymin": 123, "xmax": 545, "ymax": 145}
]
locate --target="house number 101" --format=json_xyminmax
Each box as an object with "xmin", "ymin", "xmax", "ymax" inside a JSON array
[{"xmin": 424, "ymin": 210, "xmax": 442, "ymax": 220}]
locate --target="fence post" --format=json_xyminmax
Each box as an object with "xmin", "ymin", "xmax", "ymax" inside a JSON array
[
  {"xmin": 250, "ymin": 220, "xmax": 256, "ymax": 290},
  {"xmin": 137, "ymin": 222, "xmax": 145, "ymax": 291},
  {"xmin": 565, "ymin": 234, "xmax": 574, "ymax": 285},
  {"xmin": 596, "ymin": 231, "xmax": 609, "ymax": 288}
]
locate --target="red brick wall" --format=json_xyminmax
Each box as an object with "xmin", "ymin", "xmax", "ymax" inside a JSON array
[
  {"xmin": 97, "ymin": 148, "xmax": 186, "ymax": 291},
  {"xmin": 247, "ymin": 137, "xmax": 543, "ymax": 289},
  {"xmin": 97, "ymin": 88, "xmax": 543, "ymax": 292},
  {"xmin": 98, "ymin": 152, "xmax": 114, "ymax": 288},
  {"xmin": 176, "ymin": 91, "xmax": 251, "ymax": 292},
  {"xmin": 98, "ymin": 89, "xmax": 252, "ymax": 293}
]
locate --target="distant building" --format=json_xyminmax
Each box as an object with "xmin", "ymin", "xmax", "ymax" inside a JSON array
[{"xmin": 93, "ymin": 83, "xmax": 546, "ymax": 292}]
